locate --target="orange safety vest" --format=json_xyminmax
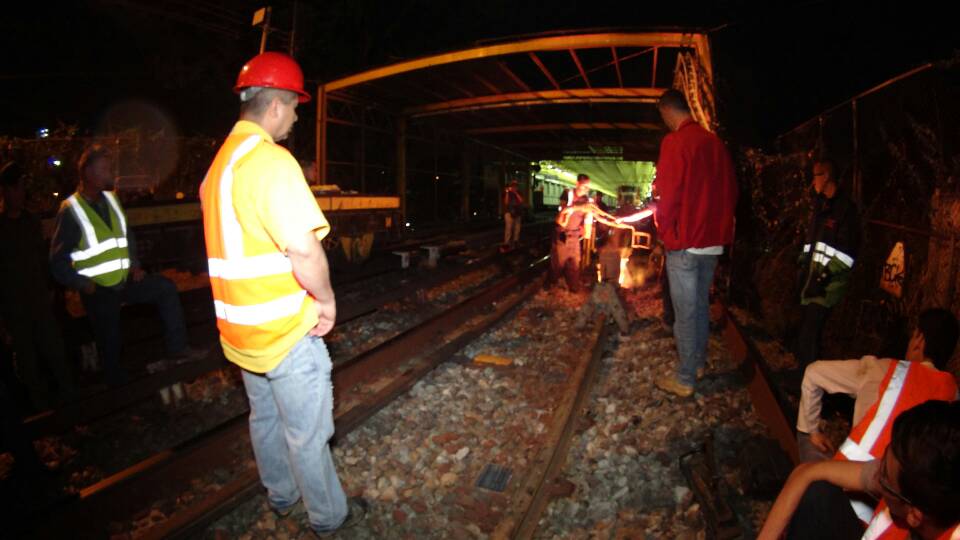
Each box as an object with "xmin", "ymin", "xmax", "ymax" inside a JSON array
[
  {"xmin": 861, "ymin": 501, "xmax": 960, "ymax": 540},
  {"xmin": 835, "ymin": 360, "xmax": 958, "ymax": 522},
  {"xmin": 837, "ymin": 361, "xmax": 958, "ymax": 463},
  {"xmin": 200, "ymin": 132, "xmax": 313, "ymax": 353}
]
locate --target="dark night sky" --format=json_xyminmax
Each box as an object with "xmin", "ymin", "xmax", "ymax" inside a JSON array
[{"xmin": 3, "ymin": 0, "xmax": 958, "ymax": 147}]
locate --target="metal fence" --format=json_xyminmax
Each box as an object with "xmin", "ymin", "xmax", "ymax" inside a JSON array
[{"xmin": 734, "ymin": 58, "xmax": 960, "ymax": 370}]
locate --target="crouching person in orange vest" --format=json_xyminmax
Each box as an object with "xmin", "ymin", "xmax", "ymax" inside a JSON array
[
  {"xmin": 200, "ymin": 52, "xmax": 365, "ymax": 536},
  {"xmin": 798, "ymin": 308, "xmax": 958, "ymax": 460},
  {"xmin": 797, "ymin": 308, "xmax": 958, "ymax": 522},
  {"xmin": 759, "ymin": 400, "xmax": 960, "ymax": 540}
]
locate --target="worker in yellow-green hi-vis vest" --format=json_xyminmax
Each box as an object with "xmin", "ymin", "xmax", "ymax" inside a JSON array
[{"xmin": 49, "ymin": 145, "xmax": 205, "ymax": 386}]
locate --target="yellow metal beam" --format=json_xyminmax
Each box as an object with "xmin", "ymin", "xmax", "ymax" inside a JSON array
[
  {"xmin": 323, "ymin": 32, "xmax": 706, "ymax": 92},
  {"xmin": 314, "ymin": 195, "xmax": 401, "ymax": 211},
  {"xmin": 465, "ymin": 122, "xmax": 661, "ymax": 135},
  {"xmin": 98, "ymin": 196, "xmax": 401, "ymax": 230},
  {"xmin": 404, "ymin": 87, "xmax": 667, "ymax": 117}
]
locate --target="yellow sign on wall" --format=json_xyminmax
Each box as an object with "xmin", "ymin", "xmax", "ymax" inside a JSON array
[{"xmin": 880, "ymin": 241, "xmax": 905, "ymax": 298}]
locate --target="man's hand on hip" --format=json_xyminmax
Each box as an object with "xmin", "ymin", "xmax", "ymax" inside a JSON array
[{"xmin": 309, "ymin": 298, "xmax": 336, "ymax": 337}]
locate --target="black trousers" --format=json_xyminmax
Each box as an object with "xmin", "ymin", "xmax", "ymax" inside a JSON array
[
  {"xmin": 80, "ymin": 274, "xmax": 187, "ymax": 386},
  {"xmin": 796, "ymin": 302, "xmax": 830, "ymax": 367},
  {"xmin": 787, "ymin": 481, "xmax": 865, "ymax": 540}
]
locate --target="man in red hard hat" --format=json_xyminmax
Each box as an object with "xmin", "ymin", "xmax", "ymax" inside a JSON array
[{"xmin": 200, "ymin": 52, "xmax": 365, "ymax": 536}]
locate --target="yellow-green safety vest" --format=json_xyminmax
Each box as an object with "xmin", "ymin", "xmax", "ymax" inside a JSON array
[{"xmin": 66, "ymin": 191, "xmax": 130, "ymax": 286}]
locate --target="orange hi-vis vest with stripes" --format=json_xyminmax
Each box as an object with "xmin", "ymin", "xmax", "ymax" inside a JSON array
[
  {"xmin": 861, "ymin": 501, "xmax": 960, "ymax": 540},
  {"xmin": 837, "ymin": 361, "xmax": 958, "ymax": 463},
  {"xmin": 835, "ymin": 360, "xmax": 958, "ymax": 522},
  {"xmin": 200, "ymin": 126, "xmax": 315, "ymax": 370}
]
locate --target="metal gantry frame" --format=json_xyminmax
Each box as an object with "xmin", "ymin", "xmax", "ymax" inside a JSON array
[{"xmin": 315, "ymin": 31, "xmax": 716, "ymax": 222}]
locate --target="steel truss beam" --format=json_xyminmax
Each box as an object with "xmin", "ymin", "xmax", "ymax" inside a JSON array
[
  {"xmin": 323, "ymin": 32, "xmax": 708, "ymax": 92},
  {"xmin": 404, "ymin": 87, "xmax": 666, "ymax": 117}
]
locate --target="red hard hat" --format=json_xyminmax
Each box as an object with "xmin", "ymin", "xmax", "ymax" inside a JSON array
[{"xmin": 234, "ymin": 52, "xmax": 311, "ymax": 103}]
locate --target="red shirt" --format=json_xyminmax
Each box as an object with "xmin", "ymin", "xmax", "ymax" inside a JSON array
[{"xmin": 654, "ymin": 119, "xmax": 738, "ymax": 251}]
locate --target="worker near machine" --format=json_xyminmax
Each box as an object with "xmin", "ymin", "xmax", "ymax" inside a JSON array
[
  {"xmin": 200, "ymin": 51, "xmax": 365, "ymax": 536},
  {"xmin": 546, "ymin": 174, "xmax": 593, "ymax": 292},
  {"xmin": 49, "ymin": 145, "xmax": 202, "ymax": 387},
  {"xmin": 795, "ymin": 157, "xmax": 860, "ymax": 367}
]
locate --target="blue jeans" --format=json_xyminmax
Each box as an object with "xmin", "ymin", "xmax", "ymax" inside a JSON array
[
  {"xmin": 666, "ymin": 250, "xmax": 718, "ymax": 387},
  {"xmin": 241, "ymin": 335, "xmax": 347, "ymax": 532}
]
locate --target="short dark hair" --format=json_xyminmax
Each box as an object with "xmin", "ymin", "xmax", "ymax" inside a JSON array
[
  {"xmin": 0, "ymin": 161, "xmax": 24, "ymax": 187},
  {"xmin": 78, "ymin": 144, "xmax": 112, "ymax": 179},
  {"xmin": 916, "ymin": 308, "xmax": 959, "ymax": 369},
  {"xmin": 658, "ymin": 88, "xmax": 690, "ymax": 113},
  {"xmin": 239, "ymin": 87, "xmax": 297, "ymax": 117},
  {"xmin": 576, "ymin": 174, "xmax": 590, "ymax": 184},
  {"xmin": 890, "ymin": 400, "xmax": 960, "ymax": 528}
]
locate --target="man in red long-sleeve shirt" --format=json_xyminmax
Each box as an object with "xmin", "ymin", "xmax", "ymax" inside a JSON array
[{"xmin": 653, "ymin": 89, "xmax": 738, "ymax": 398}]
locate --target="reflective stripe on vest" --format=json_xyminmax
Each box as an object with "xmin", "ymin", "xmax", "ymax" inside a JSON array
[
  {"xmin": 862, "ymin": 505, "xmax": 895, "ymax": 540},
  {"xmin": 860, "ymin": 502, "xmax": 960, "ymax": 540},
  {"xmin": 851, "ymin": 499, "xmax": 876, "ymax": 525},
  {"xmin": 66, "ymin": 192, "xmax": 130, "ymax": 286},
  {"xmin": 839, "ymin": 361, "xmax": 910, "ymax": 461},
  {"xmin": 214, "ymin": 290, "xmax": 307, "ymax": 326},
  {"xmin": 206, "ymin": 135, "xmax": 303, "ymax": 328},
  {"xmin": 809, "ymin": 240, "xmax": 855, "ymax": 268}
]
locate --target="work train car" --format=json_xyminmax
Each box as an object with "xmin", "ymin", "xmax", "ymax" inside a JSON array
[{"xmin": 41, "ymin": 190, "xmax": 402, "ymax": 270}]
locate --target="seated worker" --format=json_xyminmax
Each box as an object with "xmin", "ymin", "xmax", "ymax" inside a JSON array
[
  {"xmin": 758, "ymin": 399, "xmax": 960, "ymax": 540},
  {"xmin": 49, "ymin": 145, "xmax": 204, "ymax": 386},
  {"xmin": 797, "ymin": 308, "xmax": 959, "ymax": 463}
]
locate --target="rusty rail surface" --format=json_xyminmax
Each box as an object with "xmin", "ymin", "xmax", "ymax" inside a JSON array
[
  {"xmin": 714, "ymin": 302, "xmax": 799, "ymax": 464},
  {"xmin": 497, "ymin": 316, "xmax": 610, "ymax": 540},
  {"xmin": 34, "ymin": 257, "xmax": 547, "ymax": 539}
]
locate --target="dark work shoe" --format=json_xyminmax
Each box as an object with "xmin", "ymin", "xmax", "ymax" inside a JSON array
[{"xmin": 312, "ymin": 497, "xmax": 368, "ymax": 538}]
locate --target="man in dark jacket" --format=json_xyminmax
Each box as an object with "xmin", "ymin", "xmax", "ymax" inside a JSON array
[
  {"xmin": 49, "ymin": 145, "xmax": 202, "ymax": 386},
  {"xmin": 795, "ymin": 158, "xmax": 860, "ymax": 367},
  {"xmin": 652, "ymin": 89, "xmax": 738, "ymax": 397},
  {"xmin": 0, "ymin": 161, "xmax": 74, "ymax": 410}
]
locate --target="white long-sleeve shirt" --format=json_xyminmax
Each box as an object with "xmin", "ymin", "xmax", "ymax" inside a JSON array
[{"xmin": 796, "ymin": 355, "xmax": 894, "ymax": 434}]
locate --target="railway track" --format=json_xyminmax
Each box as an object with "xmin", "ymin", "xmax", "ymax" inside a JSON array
[
  {"xmin": 21, "ymin": 254, "xmax": 802, "ymax": 539},
  {"xmin": 488, "ymin": 299, "xmax": 797, "ymax": 540},
  {"xmin": 31, "ymin": 257, "xmax": 549, "ymax": 538},
  {"xmin": 23, "ymin": 232, "xmax": 550, "ymax": 442}
]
